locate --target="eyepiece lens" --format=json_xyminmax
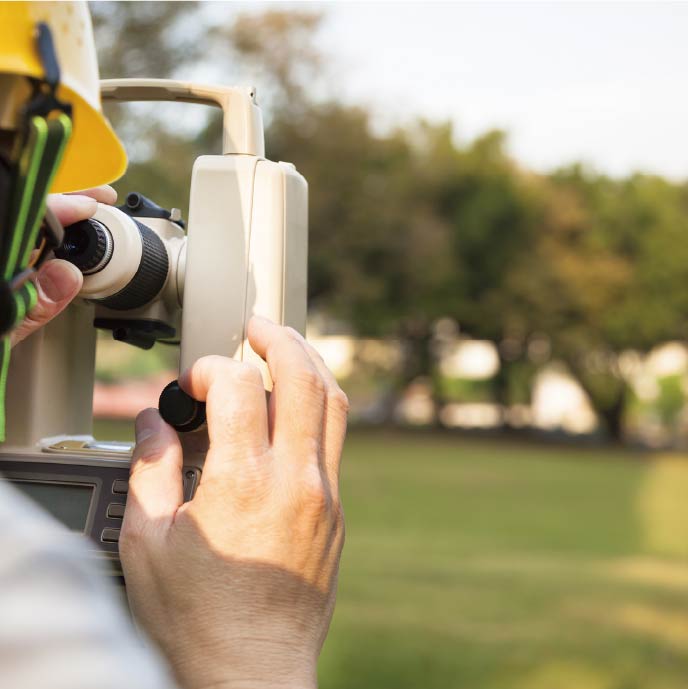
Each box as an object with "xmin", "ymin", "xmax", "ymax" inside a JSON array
[
  {"xmin": 55, "ymin": 219, "xmax": 113, "ymax": 275},
  {"xmin": 61, "ymin": 224, "xmax": 90, "ymax": 257}
]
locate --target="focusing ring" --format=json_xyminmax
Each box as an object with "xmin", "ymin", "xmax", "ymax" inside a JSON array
[{"xmin": 99, "ymin": 221, "xmax": 169, "ymax": 311}]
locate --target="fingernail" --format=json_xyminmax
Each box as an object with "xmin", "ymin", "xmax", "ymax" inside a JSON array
[
  {"xmin": 135, "ymin": 408, "xmax": 162, "ymax": 443},
  {"xmin": 37, "ymin": 260, "xmax": 82, "ymax": 302}
]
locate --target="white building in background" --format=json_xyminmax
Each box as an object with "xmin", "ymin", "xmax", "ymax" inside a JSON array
[
  {"xmin": 309, "ymin": 336, "xmax": 356, "ymax": 379},
  {"xmin": 530, "ymin": 367, "xmax": 597, "ymax": 434},
  {"xmin": 308, "ymin": 330, "xmax": 688, "ymax": 435},
  {"xmin": 439, "ymin": 340, "xmax": 499, "ymax": 379}
]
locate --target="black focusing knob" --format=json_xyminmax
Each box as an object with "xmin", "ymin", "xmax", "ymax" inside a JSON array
[
  {"xmin": 55, "ymin": 219, "xmax": 113, "ymax": 274},
  {"xmin": 159, "ymin": 380, "xmax": 206, "ymax": 432}
]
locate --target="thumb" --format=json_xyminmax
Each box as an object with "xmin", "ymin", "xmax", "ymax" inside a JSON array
[
  {"xmin": 10, "ymin": 259, "xmax": 83, "ymax": 347},
  {"xmin": 123, "ymin": 409, "xmax": 184, "ymax": 537}
]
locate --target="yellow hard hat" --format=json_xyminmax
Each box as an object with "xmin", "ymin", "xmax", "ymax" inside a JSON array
[{"xmin": 0, "ymin": 1, "xmax": 127, "ymax": 192}]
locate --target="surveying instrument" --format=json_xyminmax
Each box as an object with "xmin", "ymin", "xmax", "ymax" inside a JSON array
[{"xmin": 0, "ymin": 78, "xmax": 308, "ymax": 576}]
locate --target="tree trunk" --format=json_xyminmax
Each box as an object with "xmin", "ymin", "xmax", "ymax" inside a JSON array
[
  {"xmin": 597, "ymin": 393, "xmax": 625, "ymax": 442},
  {"xmin": 378, "ymin": 321, "xmax": 437, "ymax": 425},
  {"xmin": 565, "ymin": 358, "xmax": 627, "ymax": 443},
  {"xmin": 492, "ymin": 354, "xmax": 513, "ymax": 428}
]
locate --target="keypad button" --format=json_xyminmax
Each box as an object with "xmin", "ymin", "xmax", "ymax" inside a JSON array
[
  {"xmin": 107, "ymin": 503, "xmax": 125, "ymax": 519},
  {"xmin": 101, "ymin": 528, "xmax": 120, "ymax": 543},
  {"xmin": 112, "ymin": 479, "xmax": 129, "ymax": 494}
]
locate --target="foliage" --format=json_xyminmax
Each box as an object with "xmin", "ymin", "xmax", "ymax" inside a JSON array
[{"xmin": 656, "ymin": 374, "xmax": 686, "ymax": 429}]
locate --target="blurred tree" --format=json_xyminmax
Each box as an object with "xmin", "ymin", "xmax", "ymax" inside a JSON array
[
  {"xmin": 507, "ymin": 168, "xmax": 688, "ymax": 439},
  {"xmin": 92, "ymin": 2, "xmax": 203, "ymax": 81},
  {"xmin": 215, "ymin": 10, "xmax": 325, "ymax": 120},
  {"xmin": 411, "ymin": 127, "xmax": 540, "ymax": 415},
  {"xmin": 92, "ymin": 1, "xmax": 210, "ymax": 213},
  {"xmin": 271, "ymin": 113, "xmax": 541, "ymax": 421}
]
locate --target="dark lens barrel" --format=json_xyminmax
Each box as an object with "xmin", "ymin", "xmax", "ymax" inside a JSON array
[
  {"xmin": 98, "ymin": 220, "xmax": 169, "ymax": 311},
  {"xmin": 55, "ymin": 219, "xmax": 113, "ymax": 275}
]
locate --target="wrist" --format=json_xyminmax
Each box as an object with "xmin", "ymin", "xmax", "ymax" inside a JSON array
[
  {"xmin": 169, "ymin": 637, "xmax": 318, "ymax": 689},
  {"xmin": 187, "ymin": 675, "xmax": 316, "ymax": 689}
]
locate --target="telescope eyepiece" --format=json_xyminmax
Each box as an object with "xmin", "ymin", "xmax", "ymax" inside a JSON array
[
  {"xmin": 57, "ymin": 209, "xmax": 170, "ymax": 312},
  {"xmin": 55, "ymin": 219, "xmax": 113, "ymax": 275}
]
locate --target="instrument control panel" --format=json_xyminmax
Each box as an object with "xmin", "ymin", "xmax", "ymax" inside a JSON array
[{"xmin": 0, "ymin": 450, "xmax": 199, "ymax": 576}]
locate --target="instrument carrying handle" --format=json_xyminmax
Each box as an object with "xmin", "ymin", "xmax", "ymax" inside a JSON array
[{"xmin": 100, "ymin": 78, "xmax": 265, "ymax": 157}]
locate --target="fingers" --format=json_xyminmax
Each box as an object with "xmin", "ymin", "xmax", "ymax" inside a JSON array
[
  {"xmin": 47, "ymin": 185, "xmax": 117, "ymax": 226},
  {"xmin": 297, "ymin": 336, "xmax": 349, "ymax": 488},
  {"xmin": 10, "ymin": 259, "xmax": 83, "ymax": 347},
  {"xmin": 124, "ymin": 409, "xmax": 184, "ymax": 534},
  {"xmin": 247, "ymin": 317, "xmax": 326, "ymax": 460},
  {"xmin": 179, "ymin": 355, "xmax": 270, "ymax": 479},
  {"xmin": 47, "ymin": 194, "xmax": 97, "ymax": 226},
  {"xmin": 267, "ymin": 324, "xmax": 349, "ymax": 489},
  {"xmin": 12, "ymin": 187, "xmax": 119, "ymax": 346},
  {"xmin": 66, "ymin": 185, "xmax": 118, "ymax": 205}
]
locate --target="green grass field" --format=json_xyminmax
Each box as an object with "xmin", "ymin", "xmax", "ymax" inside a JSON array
[
  {"xmin": 321, "ymin": 431, "xmax": 688, "ymax": 689},
  {"xmin": 95, "ymin": 422, "xmax": 688, "ymax": 688}
]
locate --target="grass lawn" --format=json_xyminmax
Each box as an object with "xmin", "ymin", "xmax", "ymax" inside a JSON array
[{"xmin": 95, "ymin": 422, "xmax": 688, "ymax": 688}]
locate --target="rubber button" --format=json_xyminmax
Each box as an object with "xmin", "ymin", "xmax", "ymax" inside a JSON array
[
  {"xmin": 107, "ymin": 503, "xmax": 126, "ymax": 519},
  {"xmin": 101, "ymin": 528, "xmax": 120, "ymax": 543},
  {"xmin": 112, "ymin": 479, "xmax": 128, "ymax": 494}
]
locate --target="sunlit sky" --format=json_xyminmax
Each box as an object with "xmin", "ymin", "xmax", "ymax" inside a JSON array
[{"xmin": 220, "ymin": 1, "xmax": 688, "ymax": 180}]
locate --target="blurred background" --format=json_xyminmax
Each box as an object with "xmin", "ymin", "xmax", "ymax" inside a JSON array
[{"xmin": 91, "ymin": 3, "xmax": 688, "ymax": 688}]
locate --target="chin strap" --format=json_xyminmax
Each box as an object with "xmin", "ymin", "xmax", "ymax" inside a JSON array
[{"xmin": 0, "ymin": 23, "xmax": 73, "ymax": 441}]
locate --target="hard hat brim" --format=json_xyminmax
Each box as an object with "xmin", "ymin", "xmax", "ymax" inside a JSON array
[{"xmin": 50, "ymin": 84, "xmax": 128, "ymax": 193}]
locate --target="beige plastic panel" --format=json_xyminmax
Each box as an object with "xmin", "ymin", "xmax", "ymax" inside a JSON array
[
  {"xmin": 242, "ymin": 161, "xmax": 308, "ymax": 386},
  {"xmin": 4, "ymin": 303, "xmax": 96, "ymax": 449},
  {"xmin": 180, "ymin": 154, "xmax": 260, "ymax": 371},
  {"xmin": 179, "ymin": 155, "xmax": 307, "ymax": 388}
]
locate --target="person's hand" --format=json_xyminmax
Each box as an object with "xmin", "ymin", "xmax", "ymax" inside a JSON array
[
  {"xmin": 120, "ymin": 317, "xmax": 348, "ymax": 689},
  {"xmin": 10, "ymin": 185, "xmax": 117, "ymax": 347}
]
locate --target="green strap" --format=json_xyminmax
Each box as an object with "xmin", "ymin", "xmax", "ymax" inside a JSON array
[
  {"xmin": 0, "ymin": 115, "xmax": 71, "ymax": 441},
  {"xmin": 20, "ymin": 115, "xmax": 72, "ymax": 267},
  {"xmin": 2, "ymin": 117, "xmax": 48, "ymax": 281}
]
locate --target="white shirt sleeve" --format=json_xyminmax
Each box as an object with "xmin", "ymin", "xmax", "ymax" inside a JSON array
[{"xmin": 0, "ymin": 481, "xmax": 178, "ymax": 689}]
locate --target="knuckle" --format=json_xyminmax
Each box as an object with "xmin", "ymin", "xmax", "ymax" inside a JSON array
[
  {"xmin": 198, "ymin": 354, "xmax": 225, "ymax": 367},
  {"xmin": 284, "ymin": 326, "xmax": 304, "ymax": 342},
  {"xmin": 293, "ymin": 367, "xmax": 326, "ymax": 398},
  {"xmin": 334, "ymin": 506, "xmax": 346, "ymax": 547},
  {"xmin": 298, "ymin": 466, "xmax": 329, "ymax": 513},
  {"xmin": 209, "ymin": 402, "xmax": 268, "ymax": 448},
  {"xmin": 328, "ymin": 387, "xmax": 350, "ymax": 416},
  {"xmin": 231, "ymin": 361, "xmax": 263, "ymax": 387},
  {"xmin": 194, "ymin": 354, "xmax": 229, "ymax": 380},
  {"xmin": 335, "ymin": 518, "xmax": 346, "ymax": 551},
  {"xmin": 305, "ymin": 341, "xmax": 327, "ymax": 365},
  {"xmin": 132, "ymin": 440, "xmax": 163, "ymax": 467},
  {"xmin": 334, "ymin": 502, "xmax": 345, "ymax": 531}
]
